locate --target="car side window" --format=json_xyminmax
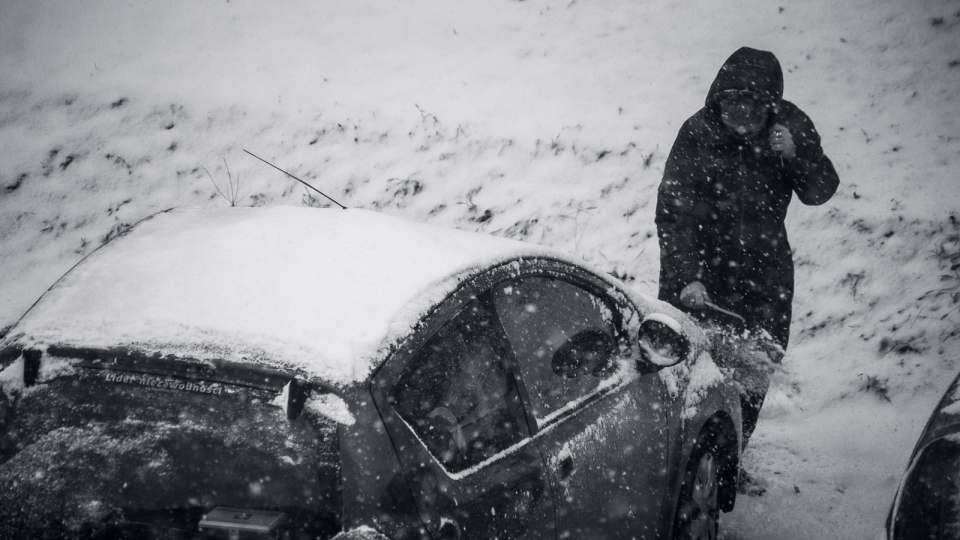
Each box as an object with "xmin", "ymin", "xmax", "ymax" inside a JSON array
[
  {"xmin": 391, "ymin": 298, "xmax": 528, "ymax": 474},
  {"xmin": 493, "ymin": 277, "xmax": 621, "ymax": 426}
]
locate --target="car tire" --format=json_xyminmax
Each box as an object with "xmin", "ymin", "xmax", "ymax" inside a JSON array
[{"xmin": 673, "ymin": 444, "xmax": 720, "ymax": 540}]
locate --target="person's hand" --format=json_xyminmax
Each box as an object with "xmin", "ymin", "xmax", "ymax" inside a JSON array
[
  {"xmin": 679, "ymin": 281, "xmax": 710, "ymax": 310},
  {"xmin": 769, "ymin": 123, "xmax": 796, "ymax": 159}
]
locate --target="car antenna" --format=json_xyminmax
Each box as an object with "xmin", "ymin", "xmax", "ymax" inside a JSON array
[{"xmin": 243, "ymin": 149, "xmax": 347, "ymax": 209}]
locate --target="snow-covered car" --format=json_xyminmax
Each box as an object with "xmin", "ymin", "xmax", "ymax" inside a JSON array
[
  {"xmin": 885, "ymin": 371, "xmax": 960, "ymax": 539},
  {"xmin": 0, "ymin": 206, "xmax": 742, "ymax": 540}
]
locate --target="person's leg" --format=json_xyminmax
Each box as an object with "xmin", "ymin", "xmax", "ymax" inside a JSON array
[
  {"xmin": 736, "ymin": 290, "xmax": 793, "ymax": 495},
  {"xmin": 740, "ymin": 390, "xmax": 766, "ymax": 448}
]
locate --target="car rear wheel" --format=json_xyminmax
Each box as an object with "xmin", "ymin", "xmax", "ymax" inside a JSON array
[{"xmin": 673, "ymin": 446, "xmax": 720, "ymax": 540}]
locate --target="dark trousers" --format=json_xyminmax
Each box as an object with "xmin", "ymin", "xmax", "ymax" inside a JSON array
[
  {"xmin": 739, "ymin": 330, "xmax": 787, "ymax": 450},
  {"xmin": 740, "ymin": 392, "xmax": 766, "ymax": 449},
  {"xmin": 702, "ymin": 316, "xmax": 788, "ymax": 451}
]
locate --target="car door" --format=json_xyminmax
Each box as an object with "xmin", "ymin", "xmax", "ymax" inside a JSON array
[
  {"xmin": 492, "ymin": 274, "xmax": 671, "ymax": 540},
  {"xmin": 372, "ymin": 294, "xmax": 555, "ymax": 540}
]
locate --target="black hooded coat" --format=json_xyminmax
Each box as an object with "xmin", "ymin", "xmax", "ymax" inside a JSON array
[{"xmin": 655, "ymin": 47, "xmax": 839, "ymax": 347}]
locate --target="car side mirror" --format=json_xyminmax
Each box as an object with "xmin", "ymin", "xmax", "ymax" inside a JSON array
[{"xmin": 637, "ymin": 314, "xmax": 691, "ymax": 372}]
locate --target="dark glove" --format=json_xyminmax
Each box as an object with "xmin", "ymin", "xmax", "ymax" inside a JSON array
[{"xmin": 769, "ymin": 123, "xmax": 796, "ymax": 159}]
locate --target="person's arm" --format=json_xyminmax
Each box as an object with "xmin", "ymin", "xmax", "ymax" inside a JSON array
[
  {"xmin": 772, "ymin": 103, "xmax": 840, "ymax": 205},
  {"xmin": 656, "ymin": 119, "xmax": 708, "ymax": 304}
]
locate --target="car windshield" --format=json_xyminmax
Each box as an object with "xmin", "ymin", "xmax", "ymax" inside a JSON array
[{"xmin": 0, "ymin": 356, "xmax": 341, "ymax": 539}]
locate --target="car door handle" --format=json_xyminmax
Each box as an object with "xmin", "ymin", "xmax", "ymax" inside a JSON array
[{"xmin": 559, "ymin": 456, "xmax": 574, "ymax": 479}]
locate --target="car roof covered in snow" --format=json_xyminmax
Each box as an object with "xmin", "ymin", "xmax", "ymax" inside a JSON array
[{"xmin": 1, "ymin": 206, "xmax": 603, "ymax": 385}]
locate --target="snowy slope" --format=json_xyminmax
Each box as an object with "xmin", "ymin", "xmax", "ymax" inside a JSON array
[{"xmin": 1, "ymin": 0, "xmax": 959, "ymax": 538}]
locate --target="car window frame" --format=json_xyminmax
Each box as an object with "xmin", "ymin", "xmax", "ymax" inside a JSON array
[
  {"xmin": 490, "ymin": 269, "xmax": 640, "ymax": 434},
  {"xmin": 370, "ymin": 258, "xmax": 643, "ymax": 476},
  {"xmin": 370, "ymin": 263, "xmax": 536, "ymax": 480},
  {"xmin": 388, "ymin": 292, "xmax": 531, "ymax": 474}
]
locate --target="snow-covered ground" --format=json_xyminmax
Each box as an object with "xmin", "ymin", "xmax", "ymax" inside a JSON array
[{"xmin": 1, "ymin": 1, "xmax": 958, "ymax": 538}]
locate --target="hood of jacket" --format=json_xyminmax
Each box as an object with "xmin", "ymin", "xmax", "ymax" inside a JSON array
[{"xmin": 706, "ymin": 47, "xmax": 784, "ymax": 110}]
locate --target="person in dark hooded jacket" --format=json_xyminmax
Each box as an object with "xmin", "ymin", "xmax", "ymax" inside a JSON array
[{"xmin": 655, "ymin": 47, "xmax": 839, "ymax": 461}]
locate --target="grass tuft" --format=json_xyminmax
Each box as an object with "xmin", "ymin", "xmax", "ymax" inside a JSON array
[{"xmin": 203, "ymin": 158, "xmax": 247, "ymax": 207}]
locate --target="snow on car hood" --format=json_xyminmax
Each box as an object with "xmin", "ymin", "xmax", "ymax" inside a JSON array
[{"xmin": 1, "ymin": 206, "xmax": 577, "ymax": 385}]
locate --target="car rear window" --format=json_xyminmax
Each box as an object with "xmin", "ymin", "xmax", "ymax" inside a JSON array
[{"xmin": 0, "ymin": 360, "xmax": 341, "ymax": 539}]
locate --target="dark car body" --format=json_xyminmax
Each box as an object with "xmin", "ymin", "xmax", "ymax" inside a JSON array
[
  {"xmin": 0, "ymin": 206, "xmax": 742, "ymax": 539},
  {"xmin": 886, "ymin": 371, "xmax": 960, "ymax": 539}
]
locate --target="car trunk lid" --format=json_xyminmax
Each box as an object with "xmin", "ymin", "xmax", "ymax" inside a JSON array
[{"xmin": 0, "ymin": 348, "xmax": 344, "ymax": 539}]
